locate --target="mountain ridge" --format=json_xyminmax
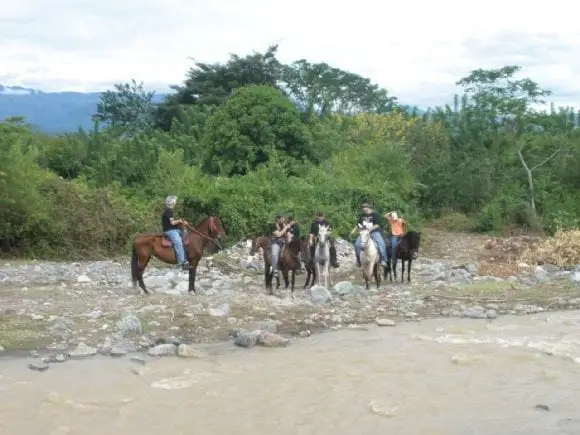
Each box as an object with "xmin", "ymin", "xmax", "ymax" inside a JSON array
[{"xmin": 0, "ymin": 84, "xmax": 423, "ymax": 133}]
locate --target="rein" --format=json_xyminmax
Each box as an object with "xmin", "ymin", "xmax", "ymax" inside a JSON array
[{"xmin": 185, "ymin": 219, "xmax": 223, "ymax": 249}]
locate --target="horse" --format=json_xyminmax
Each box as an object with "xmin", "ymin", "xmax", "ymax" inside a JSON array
[
  {"xmin": 249, "ymin": 235, "xmax": 271, "ymax": 256},
  {"xmin": 301, "ymin": 238, "xmax": 316, "ymax": 289},
  {"xmin": 313, "ymin": 224, "xmax": 332, "ymax": 289},
  {"xmin": 131, "ymin": 216, "xmax": 226, "ymax": 294},
  {"xmin": 359, "ymin": 227, "xmax": 381, "ymax": 289},
  {"xmin": 263, "ymin": 237, "xmax": 303, "ymax": 298},
  {"xmin": 383, "ymin": 231, "xmax": 421, "ymax": 283}
]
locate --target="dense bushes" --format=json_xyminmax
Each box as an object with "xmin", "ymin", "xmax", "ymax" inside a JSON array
[{"xmin": 2, "ymin": 52, "xmax": 580, "ymax": 259}]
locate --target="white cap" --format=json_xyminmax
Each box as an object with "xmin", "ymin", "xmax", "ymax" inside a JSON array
[{"xmin": 391, "ymin": 212, "xmax": 398, "ymax": 220}]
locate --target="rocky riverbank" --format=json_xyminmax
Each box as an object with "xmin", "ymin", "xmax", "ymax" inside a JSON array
[{"xmin": 1, "ymin": 234, "xmax": 580, "ymax": 366}]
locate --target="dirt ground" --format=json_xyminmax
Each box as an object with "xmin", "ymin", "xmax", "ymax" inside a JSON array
[{"xmin": 1, "ymin": 229, "xmax": 578, "ymax": 352}]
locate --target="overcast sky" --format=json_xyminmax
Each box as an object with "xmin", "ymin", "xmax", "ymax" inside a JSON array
[{"xmin": 2, "ymin": 0, "xmax": 580, "ymax": 108}]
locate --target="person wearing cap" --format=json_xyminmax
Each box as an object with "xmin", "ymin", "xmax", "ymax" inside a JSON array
[
  {"xmin": 161, "ymin": 195, "xmax": 190, "ymax": 270},
  {"xmin": 354, "ymin": 202, "xmax": 387, "ymax": 267},
  {"xmin": 308, "ymin": 211, "xmax": 339, "ymax": 268},
  {"xmin": 270, "ymin": 212, "xmax": 293, "ymax": 276},
  {"xmin": 385, "ymin": 210, "xmax": 407, "ymax": 251}
]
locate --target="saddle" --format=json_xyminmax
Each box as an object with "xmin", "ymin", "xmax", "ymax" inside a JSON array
[{"xmin": 161, "ymin": 232, "xmax": 190, "ymax": 248}]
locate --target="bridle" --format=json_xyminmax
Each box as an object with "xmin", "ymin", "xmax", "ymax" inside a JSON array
[{"xmin": 185, "ymin": 216, "xmax": 223, "ymax": 249}]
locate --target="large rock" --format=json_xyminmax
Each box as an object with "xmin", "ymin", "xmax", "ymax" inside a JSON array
[
  {"xmin": 332, "ymin": 281, "xmax": 357, "ymax": 297},
  {"xmin": 310, "ymin": 285, "xmax": 332, "ymax": 304}
]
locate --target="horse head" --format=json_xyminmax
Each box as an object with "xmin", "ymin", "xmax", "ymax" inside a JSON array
[
  {"xmin": 206, "ymin": 216, "xmax": 227, "ymax": 249},
  {"xmin": 317, "ymin": 224, "xmax": 331, "ymax": 246},
  {"xmin": 359, "ymin": 227, "xmax": 371, "ymax": 248}
]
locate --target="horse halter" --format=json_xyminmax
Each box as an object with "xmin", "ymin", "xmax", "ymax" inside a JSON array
[{"xmin": 187, "ymin": 216, "xmax": 223, "ymax": 249}]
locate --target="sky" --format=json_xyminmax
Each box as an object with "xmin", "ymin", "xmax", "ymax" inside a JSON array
[{"xmin": 2, "ymin": 0, "xmax": 580, "ymax": 109}]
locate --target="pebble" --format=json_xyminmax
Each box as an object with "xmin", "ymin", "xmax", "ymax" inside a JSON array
[
  {"xmin": 148, "ymin": 343, "xmax": 177, "ymax": 357},
  {"xmin": 376, "ymin": 318, "xmax": 396, "ymax": 327}
]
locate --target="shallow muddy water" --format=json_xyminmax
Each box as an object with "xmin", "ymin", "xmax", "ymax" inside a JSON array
[{"xmin": 2, "ymin": 312, "xmax": 580, "ymax": 435}]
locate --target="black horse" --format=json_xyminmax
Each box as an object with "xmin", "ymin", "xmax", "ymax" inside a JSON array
[{"xmin": 383, "ymin": 231, "xmax": 421, "ymax": 283}]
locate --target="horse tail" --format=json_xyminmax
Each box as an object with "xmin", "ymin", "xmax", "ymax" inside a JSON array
[{"xmin": 131, "ymin": 241, "xmax": 139, "ymax": 286}]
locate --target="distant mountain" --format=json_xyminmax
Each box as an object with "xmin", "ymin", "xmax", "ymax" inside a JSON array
[
  {"xmin": 0, "ymin": 85, "xmax": 168, "ymax": 134},
  {"xmin": 0, "ymin": 84, "xmax": 425, "ymax": 134}
]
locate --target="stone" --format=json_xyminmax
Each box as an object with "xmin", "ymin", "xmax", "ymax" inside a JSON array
[
  {"xmin": 69, "ymin": 342, "xmax": 97, "ymax": 359},
  {"xmin": 109, "ymin": 347, "xmax": 127, "ymax": 357},
  {"xmin": 116, "ymin": 314, "xmax": 142, "ymax": 335},
  {"xmin": 571, "ymin": 271, "xmax": 580, "ymax": 283},
  {"xmin": 208, "ymin": 303, "xmax": 231, "ymax": 317},
  {"xmin": 28, "ymin": 362, "xmax": 49, "ymax": 372},
  {"xmin": 485, "ymin": 309, "xmax": 498, "ymax": 319},
  {"xmin": 375, "ymin": 318, "xmax": 396, "ymax": 327},
  {"xmin": 257, "ymin": 331, "xmax": 289, "ymax": 347},
  {"xmin": 148, "ymin": 343, "xmax": 177, "ymax": 357},
  {"xmin": 177, "ymin": 344, "xmax": 206, "ymax": 358},
  {"xmin": 234, "ymin": 330, "xmax": 260, "ymax": 348},
  {"xmin": 76, "ymin": 274, "xmax": 92, "ymax": 283},
  {"xmin": 310, "ymin": 285, "xmax": 332, "ymax": 304},
  {"xmin": 463, "ymin": 306, "xmax": 485, "ymax": 319},
  {"xmin": 332, "ymin": 281, "xmax": 357, "ymax": 297}
]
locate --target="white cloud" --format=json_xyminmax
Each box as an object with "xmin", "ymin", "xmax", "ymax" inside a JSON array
[{"xmin": 2, "ymin": 0, "xmax": 580, "ymax": 108}]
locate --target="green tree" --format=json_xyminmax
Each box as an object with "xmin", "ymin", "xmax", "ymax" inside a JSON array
[
  {"xmin": 200, "ymin": 85, "xmax": 313, "ymax": 176},
  {"xmin": 456, "ymin": 65, "xmax": 560, "ymax": 216},
  {"xmin": 281, "ymin": 59, "xmax": 397, "ymax": 116},
  {"xmin": 155, "ymin": 45, "xmax": 282, "ymax": 130},
  {"xmin": 93, "ymin": 79, "xmax": 156, "ymax": 134}
]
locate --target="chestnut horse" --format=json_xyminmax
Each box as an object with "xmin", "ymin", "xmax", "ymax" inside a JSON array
[{"xmin": 131, "ymin": 216, "xmax": 226, "ymax": 294}]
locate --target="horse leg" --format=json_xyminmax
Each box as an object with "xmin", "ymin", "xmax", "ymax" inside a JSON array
[
  {"xmin": 392, "ymin": 258, "xmax": 397, "ymax": 281},
  {"xmin": 264, "ymin": 262, "xmax": 273, "ymax": 294},
  {"xmin": 374, "ymin": 263, "xmax": 381, "ymax": 289},
  {"xmin": 188, "ymin": 266, "xmax": 197, "ymax": 294},
  {"xmin": 131, "ymin": 245, "xmax": 151, "ymax": 295},
  {"xmin": 327, "ymin": 263, "xmax": 332, "ymax": 287},
  {"xmin": 401, "ymin": 260, "xmax": 405, "ymax": 283},
  {"xmin": 281, "ymin": 268, "xmax": 289, "ymax": 290},
  {"xmin": 290, "ymin": 269, "xmax": 296, "ymax": 298},
  {"xmin": 316, "ymin": 262, "xmax": 322, "ymax": 286},
  {"xmin": 407, "ymin": 259, "xmax": 412, "ymax": 283}
]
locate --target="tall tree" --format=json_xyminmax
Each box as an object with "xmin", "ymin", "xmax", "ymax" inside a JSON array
[
  {"xmin": 456, "ymin": 65, "xmax": 560, "ymax": 216},
  {"xmin": 155, "ymin": 45, "xmax": 282, "ymax": 130},
  {"xmin": 93, "ymin": 79, "xmax": 156, "ymax": 135},
  {"xmin": 280, "ymin": 60, "xmax": 397, "ymax": 117},
  {"xmin": 200, "ymin": 85, "xmax": 312, "ymax": 176}
]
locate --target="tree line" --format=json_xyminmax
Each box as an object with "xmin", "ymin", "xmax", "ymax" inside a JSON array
[{"xmin": 2, "ymin": 45, "xmax": 579, "ymax": 258}]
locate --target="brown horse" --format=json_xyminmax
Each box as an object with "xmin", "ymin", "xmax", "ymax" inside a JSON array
[
  {"xmin": 301, "ymin": 238, "xmax": 316, "ymax": 289},
  {"xmin": 263, "ymin": 237, "xmax": 303, "ymax": 297},
  {"xmin": 249, "ymin": 235, "xmax": 271, "ymax": 256},
  {"xmin": 131, "ymin": 216, "xmax": 226, "ymax": 294}
]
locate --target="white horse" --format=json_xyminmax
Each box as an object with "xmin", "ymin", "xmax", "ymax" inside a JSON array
[
  {"xmin": 358, "ymin": 226, "xmax": 381, "ymax": 289},
  {"xmin": 314, "ymin": 224, "xmax": 332, "ymax": 288}
]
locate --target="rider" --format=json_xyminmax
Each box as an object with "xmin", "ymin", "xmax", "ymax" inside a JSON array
[
  {"xmin": 385, "ymin": 210, "xmax": 407, "ymax": 251},
  {"xmin": 162, "ymin": 195, "xmax": 190, "ymax": 270},
  {"xmin": 308, "ymin": 211, "xmax": 339, "ymax": 268},
  {"xmin": 270, "ymin": 212, "xmax": 294, "ymax": 277},
  {"xmin": 354, "ymin": 202, "xmax": 387, "ymax": 268}
]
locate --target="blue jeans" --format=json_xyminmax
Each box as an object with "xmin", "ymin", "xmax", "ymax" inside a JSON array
[
  {"xmin": 391, "ymin": 235, "xmax": 400, "ymax": 253},
  {"xmin": 355, "ymin": 231, "xmax": 387, "ymax": 265},
  {"xmin": 164, "ymin": 229, "xmax": 186, "ymax": 264}
]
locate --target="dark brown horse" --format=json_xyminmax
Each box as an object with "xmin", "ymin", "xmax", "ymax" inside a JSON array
[
  {"xmin": 249, "ymin": 235, "xmax": 271, "ymax": 256},
  {"xmin": 383, "ymin": 231, "xmax": 421, "ymax": 283},
  {"xmin": 301, "ymin": 238, "xmax": 316, "ymax": 289},
  {"xmin": 131, "ymin": 216, "xmax": 226, "ymax": 294},
  {"xmin": 263, "ymin": 237, "xmax": 303, "ymax": 297}
]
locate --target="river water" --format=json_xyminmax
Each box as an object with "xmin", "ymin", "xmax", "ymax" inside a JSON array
[{"xmin": 2, "ymin": 312, "xmax": 580, "ymax": 435}]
